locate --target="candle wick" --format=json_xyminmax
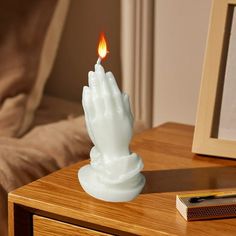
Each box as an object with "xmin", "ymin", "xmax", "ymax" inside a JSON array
[{"xmin": 97, "ymin": 57, "xmax": 102, "ymax": 64}]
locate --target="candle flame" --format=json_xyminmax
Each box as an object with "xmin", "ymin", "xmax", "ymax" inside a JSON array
[{"xmin": 98, "ymin": 32, "xmax": 108, "ymax": 59}]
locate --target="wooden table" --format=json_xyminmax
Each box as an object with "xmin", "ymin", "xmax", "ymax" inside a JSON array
[{"xmin": 8, "ymin": 123, "xmax": 236, "ymax": 235}]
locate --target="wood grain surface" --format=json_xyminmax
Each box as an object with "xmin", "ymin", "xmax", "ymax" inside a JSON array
[
  {"xmin": 9, "ymin": 123, "xmax": 236, "ymax": 235},
  {"xmin": 33, "ymin": 215, "xmax": 110, "ymax": 236}
]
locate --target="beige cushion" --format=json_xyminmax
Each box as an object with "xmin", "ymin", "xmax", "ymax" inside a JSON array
[{"xmin": 0, "ymin": 0, "xmax": 69, "ymax": 137}]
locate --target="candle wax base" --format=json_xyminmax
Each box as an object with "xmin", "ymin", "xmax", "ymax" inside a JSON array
[{"xmin": 78, "ymin": 164, "xmax": 145, "ymax": 202}]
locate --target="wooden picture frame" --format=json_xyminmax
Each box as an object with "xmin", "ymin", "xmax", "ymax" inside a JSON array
[{"xmin": 192, "ymin": 0, "xmax": 236, "ymax": 159}]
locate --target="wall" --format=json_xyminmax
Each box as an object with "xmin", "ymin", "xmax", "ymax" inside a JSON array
[
  {"xmin": 153, "ymin": 0, "xmax": 212, "ymax": 126},
  {"xmin": 45, "ymin": 0, "xmax": 121, "ymax": 102}
]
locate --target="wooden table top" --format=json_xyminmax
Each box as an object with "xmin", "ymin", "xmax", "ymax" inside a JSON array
[{"xmin": 9, "ymin": 123, "xmax": 236, "ymax": 235}]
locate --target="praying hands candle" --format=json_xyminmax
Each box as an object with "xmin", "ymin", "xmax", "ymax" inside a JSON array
[{"xmin": 78, "ymin": 33, "xmax": 145, "ymax": 202}]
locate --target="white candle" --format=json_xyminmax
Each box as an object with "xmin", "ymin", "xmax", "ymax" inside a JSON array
[{"xmin": 78, "ymin": 33, "xmax": 145, "ymax": 202}]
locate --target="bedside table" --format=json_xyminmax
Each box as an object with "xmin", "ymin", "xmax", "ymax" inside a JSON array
[{"xmin": 8, "ymin": 123, "xmax": 236, "ymax": 235}]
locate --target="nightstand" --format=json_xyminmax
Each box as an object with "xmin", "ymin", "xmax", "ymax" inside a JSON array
[{"xmin": 8, "ymin": 123, "xmax": 236, "ymax": 235}]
